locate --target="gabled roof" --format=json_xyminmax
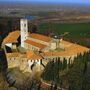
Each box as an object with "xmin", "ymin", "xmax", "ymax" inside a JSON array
[
  {"xmin": 6, "ymin": 51, "xmax": 42, "ymax": 60},
  {"xmin": 3, "ymin": 31, "xmax": 20, "ymax": 44},
  {"xmin": 24, "ymin": 39, "xmax": 46, "ymax": 50},
  {"xmin": 30, "ymin": 33, "xmax": 52, "ymax": 42},
  {"xmin": 27, "ymin": 51, "xmax": 42, "ymax": 60}
]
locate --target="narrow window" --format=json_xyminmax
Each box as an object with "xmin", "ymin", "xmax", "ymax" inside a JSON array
[{"xmin": 24, "ymin": 24, "xmax": 26, "ymax": 27}]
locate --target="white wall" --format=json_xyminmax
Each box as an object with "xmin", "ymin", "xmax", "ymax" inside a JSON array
[
  {"xmin": 50, "ymin": 42, "xmax": 57, "ymax": 50},
  {"xmin": 28, "ymin": 60, "xmax": 34, "ymax": 67},
  {"xmin": 20, "ymin": 19, "xmax": 28, "ymax": 47},
  {"xmin": 5, "ymin": 43, "xmax": 12, "ymax": 48},
  {"xmin": 28, "ymin": 59, "xmax": 41, "ymax": 66}
]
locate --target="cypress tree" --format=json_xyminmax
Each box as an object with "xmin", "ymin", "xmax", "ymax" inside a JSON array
[
  {"xmin": 62, "ymin": 58, "xmax": 67, "ymax": 70},
  {"xmin": 54, "ymin": 83, "xmax": 57, "ymax": 90},
  {"xmin": 68, "ymin": 58, "xmax": 71, "ymax": 69}
]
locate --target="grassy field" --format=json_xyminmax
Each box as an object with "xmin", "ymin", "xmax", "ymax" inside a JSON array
[
  {"xmin": 38, "ymin": 22, "xmax": 90, "ymax": 47},
  {"xmin": 38, "ymin": 22, "xmax": 90, "ymax": 38}
]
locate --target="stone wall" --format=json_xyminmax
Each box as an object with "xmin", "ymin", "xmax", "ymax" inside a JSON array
[
  {"xmin": 7, "ymin": 56, "xmax": 43, "ymax": 73},
  {"xmin": 24, "ymin": 42, "xmax": 40, "ymax": 51},
  {"xmin": 7, "ymin": 53, "xmax": 77, "ymax": 73},
  {"xmin": 7, "ymin": 57, "xmax": 20, "ymax": 68}
]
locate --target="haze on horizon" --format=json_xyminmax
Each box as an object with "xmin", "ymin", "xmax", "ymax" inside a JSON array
[{"xmin": 1, "ymin": 0, "xmax": 90, "ymax": 5}]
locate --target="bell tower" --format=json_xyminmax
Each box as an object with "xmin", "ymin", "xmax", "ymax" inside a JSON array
[{"xmin": 20, "ymin": 19, "xmax": 28, "ymax": 47}]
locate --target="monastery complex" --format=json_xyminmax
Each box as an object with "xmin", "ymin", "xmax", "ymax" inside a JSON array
[{"xmin": 2, "ymin": 19, "xmax": 90, "ymax": 72}]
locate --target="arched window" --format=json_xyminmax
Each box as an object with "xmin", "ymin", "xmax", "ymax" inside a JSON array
[{"xmin": 24, "ymin": 23, "xmax": 26, "ymax": 27}]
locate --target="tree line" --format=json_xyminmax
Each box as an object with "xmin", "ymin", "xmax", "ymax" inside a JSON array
[{"xmin": 41, "ymin": 51, "xmax": 90, "ymax": 90}]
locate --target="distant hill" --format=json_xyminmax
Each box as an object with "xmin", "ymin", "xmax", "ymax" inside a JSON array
[{"xmin": 0, "ymin": 2, "xmax": 90, "ymax": 13}]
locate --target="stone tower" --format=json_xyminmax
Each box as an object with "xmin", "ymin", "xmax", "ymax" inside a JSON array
[{"xmin": 20, "ymin": 19, "xmax": 28, "ymax": 47}]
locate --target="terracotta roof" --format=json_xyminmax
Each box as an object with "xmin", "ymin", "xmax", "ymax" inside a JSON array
[
  {"xmin": 6, "ymin": 53, "xmax": 20, "ymax": 58},
  {"xmin": 44, "ymin": 40, "xmax": 90, "ymax": 57},
  {"xmin": 30, "ymin": 33, "xmax": 52, "ymax": 42},
  {"xmin": 27, "ymin": 51, "xmax": 42, "ymax": 60},
  {"xmin": 3, "ymin": 30, "xmax": 20, "ymax": 44},
  {"xmin": 60, "ymin": 40, "xmax": 73, "ymax": 45},
  {"xmin": 6, "ymin": 51, "xmax": 42, "ymax": 60},
  {"xmin": 42, "ymin": 42, "xmax": 90, "ymax": 58},
  {"xmin": 24, "ymin": 39, "xmax": 47, "ymax": 49}
]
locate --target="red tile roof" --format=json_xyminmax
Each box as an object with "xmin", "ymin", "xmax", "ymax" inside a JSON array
[
  {"xmin": 24, "ymin": 39, "xmax": 47, "ymax": 49},
  {"xmin": 30, "ymin": 33, "xmax": 52, "ymax": 42},
  {"xmin": 44, "ymin": 41, "xmax": 90, "ymax": 57},
  {"xmin": 3, "ymin": 31, "xmax": 20, "ymax": 44},
  {"xmin": 27, "ymin": 51, "xmax": 42, "ymax": 60}
]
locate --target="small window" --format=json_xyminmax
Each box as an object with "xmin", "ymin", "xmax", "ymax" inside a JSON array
[
  {"xmin": 22, "ymin": 60, "xmax": 23, "ymax": 62},
  {"xmin": 24, "ymin": 24, "xmax": 26, "ymax": 27},
  {"xmin": 25, "ymin": 37, "xmax": 26, "ymax": 39}
]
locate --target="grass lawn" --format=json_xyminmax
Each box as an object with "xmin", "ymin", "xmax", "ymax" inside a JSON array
[{"xmin": 50, "ymin": 48, "xmax": 64, "ymax": 52}]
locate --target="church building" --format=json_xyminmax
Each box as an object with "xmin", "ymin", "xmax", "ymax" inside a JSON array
[{"xmin": 20, "ymin": 19, "xmax": 60, "ymax": 52}]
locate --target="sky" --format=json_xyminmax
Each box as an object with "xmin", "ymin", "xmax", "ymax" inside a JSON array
[{"xmin": 1, "ymin": 0, "xmax": 90, "ymax": 5}]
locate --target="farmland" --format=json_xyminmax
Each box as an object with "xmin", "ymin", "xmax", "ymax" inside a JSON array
[
  {"xmin": 38, "ymin": 22, "xmax": 90, "ymax": 37},
  {"xmin": 38, "ymin": 22, "xmax": 90, "ymax": 47}
]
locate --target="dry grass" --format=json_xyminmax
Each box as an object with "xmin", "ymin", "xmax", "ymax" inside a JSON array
[{"xmin": 0, "ymin": 73, "xmax": 16, "ymax": 90}]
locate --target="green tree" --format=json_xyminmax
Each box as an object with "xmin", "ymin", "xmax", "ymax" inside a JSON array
[
  {"xmin": 42, "ymin": 60, "xmax": 54, "ymax": 81},
  {"xmin": 68, "ymin": 51, "xmax": 90, "ymax": 90},
  {"xmin": 62, "ymin": 58, "xmax": 67, "ymax": 70}
]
